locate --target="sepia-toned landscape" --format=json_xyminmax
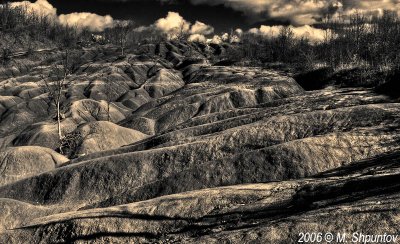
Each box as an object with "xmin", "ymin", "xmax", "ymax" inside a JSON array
[{"xmin": 1, "ymin": 0, "xmax": 400, "ymax": 243}]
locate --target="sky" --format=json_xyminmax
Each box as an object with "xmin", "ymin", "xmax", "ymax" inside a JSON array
[
  {"xmin": 7, "ymin": 0, "xmax": 400, "ymax": 42},
  {"xmin": 15, "ymin": 0, "xmax": 291, "ymax": 32}
]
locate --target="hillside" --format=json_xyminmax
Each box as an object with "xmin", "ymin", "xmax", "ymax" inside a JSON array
[{"xmin": 0, "ymin": 40, "xmax": 400, "ymax": 243}]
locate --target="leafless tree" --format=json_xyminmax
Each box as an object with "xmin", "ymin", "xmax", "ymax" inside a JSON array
[
  {"xmin": 41, "ymin": 43, "xmax": 79, "ymax": 153},
  {"xmin": 277, "ymin": 26, "xmax": 294, "ymax": 62},
  {"xmin": 0, "ymin": 1, "xmax": 11, "ymax": 31},
  {"xmin": 112, "ymin": 20, "xmax": 135, "ymax": 56},
  {"xmin": 102, "ymin": 75, "xmax": 114, "ymax": 122},
  {"xmin": 173, "ymin": 22, "xmax": 189, "ymax": 41},
  {"xmin": 42, "ymin": 63, "xmax": 70, "ymax": 141}
]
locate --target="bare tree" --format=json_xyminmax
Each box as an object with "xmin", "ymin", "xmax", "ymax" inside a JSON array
[
  {"xmin": 41, "ymin": 36, "xmax": 79, "ymax": 153},
  {"xmin": 0, "ymin": 1, "xmax": 11, "ymax": 31},
  {"xmin": 102, "ymin": 75, "xmax": 114, "ymax": 122},
  {"xmin": 277, "ymin": 26, "xmax": 294, "ymax": 63},
  {"xmin": 113, "ymin": 20, "xmax": 135, "ymax": 56},
  {"xmin": 42, "ymin": 62, "xmax": 70, "ymax": 143},
  {"xmin": 173, "ymin": 21, "xmax": 189, "ymax": 41}
]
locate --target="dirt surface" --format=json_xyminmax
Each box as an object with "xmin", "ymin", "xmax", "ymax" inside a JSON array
[{"xmin": 0, "ymin": 41, "xmax": 399, "ymax": 243}]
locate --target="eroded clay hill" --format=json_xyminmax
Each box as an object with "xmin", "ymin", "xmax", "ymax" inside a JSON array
[{"xmin": 0, "ymin": 41, "xmax": 399, "ymax": 243}]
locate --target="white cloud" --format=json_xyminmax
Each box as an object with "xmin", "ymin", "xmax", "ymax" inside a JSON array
[
  {"xmin": 234, "ymin": 28, "xmax": 244, "ymax": 36},
  {"xmin": 249, "ymin": 25, "xmax": 329, "ymax": 43},
  {"xmin": 207, "ymin": 35, "xmax": 223, "ymax": 44},
  {"xmin": 153, "ymin": 12, "xmax": 215, "ymax": 41},
  {"xmin": 10, "ymin": 0, "xmax": 57, "ymax": 18},
  {"xmin": 291, "ymin": 25, "xmax": 329, "ymax": 42},
  {"xmin": 203, "ymin": 33, "xmax": 241, "ymax": 44},
  {"xmin": 190, "ymin": 21, "xmax": 214, "ymax": 35},
  {"xmin": 155, "ymin": 11, "xmax": 191, "ymax": 38},
  {"xmin": 221, "ymin": 33, "xmax": 229, "ymax": 41},
  {"xmin": 10, "ymin": 0, "xmax": 114, "ymax": 31},
  {"xmin": 249, "ymin": 26, "xmax": 283, "ymax": 38},
  {"xmin": 59, "ymin": 12, "xmax": 114, "ymax": 32},
  {"xmin": 230, "ymin": 35, "xmax": 241, "ymax": 43},
  {"xmin": 188, "ymin": 34, "xmax": 207, "ymax": 43}
]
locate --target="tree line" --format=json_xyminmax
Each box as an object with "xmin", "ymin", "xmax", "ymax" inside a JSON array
[{"xmin": 223, "ymin": 11, "xmax": 400, "ymax": 72}]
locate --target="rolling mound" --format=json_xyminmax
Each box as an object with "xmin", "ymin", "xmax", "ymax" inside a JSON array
[
  {"xmin": 1, "ymin": 41, "xmax": 399, "ymax": 242},
  {"xmin": 1, "ymin": 151, "xmax": 399, "ymax": 243},
  {"xmin": 73, "ymin": 121, "xmax": 149, "ymax": 157},
  {"xmin": 0, "ymin": 146, "xmax": 68, "ymax": 187}
]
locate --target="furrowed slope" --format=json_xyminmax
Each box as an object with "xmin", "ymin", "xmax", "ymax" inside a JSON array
[
  {"xmin": 1, "ymin": 151, "xmax": 400, "ymax": 243},
  {"xmin": 1, "ymin": 41, "xmax": 400, "ymax": 242}
]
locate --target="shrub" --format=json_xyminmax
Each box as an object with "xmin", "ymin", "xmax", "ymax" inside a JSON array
[{"xmin": 59, "ymin": 131, "xmax": 83, "ymax": 158}]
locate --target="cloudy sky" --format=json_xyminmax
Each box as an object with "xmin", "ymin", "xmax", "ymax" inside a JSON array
[
  {"xmin": 8, "ymin": 0, "xmax": 400, "ymax": 42},
  {"xmin": 10, "ymin": 0, "xmax": 399, "ymax": 32},
  {"xmin": 39, "ymin": 0, "xmax": 290, "ymax": 32}
]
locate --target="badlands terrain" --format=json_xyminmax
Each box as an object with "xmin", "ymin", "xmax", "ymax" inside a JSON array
[{"xmin": 0, "ymin": 41, "xmax": 400, "ymax": 243}]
